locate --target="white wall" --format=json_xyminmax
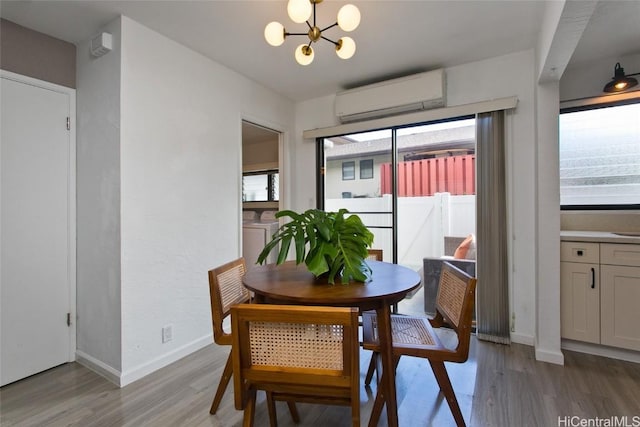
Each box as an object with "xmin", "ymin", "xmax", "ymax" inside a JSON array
[
  {"xmin": 76, "ymin": 17, "xmax": 123, "ymax": 374},
  {"xmin": 534, "ymin": 81, "xmax": 563, "ymax": 364},
  {"xmin": 76, "ymin": 16, "xmax": 294, "ymax": 385},
  {"xmin": 293, "ymin": 94, "xmax": 335, "ymax": 212},
  {"xmin": 118, "ymin": 17, "xmax": 294, "ymax": 382},
  {"xmin": 294, "ymin": 50, "xmax": 539, "ymax": 345}
]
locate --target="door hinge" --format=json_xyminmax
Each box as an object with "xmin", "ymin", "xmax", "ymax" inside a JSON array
[
  {"xmin": 67, "ymin": 312, "xmax": 71, "ymax": 326},
  {"xmin": 66, "ymin": 117, "xmax": 70, "ymax": 130}
]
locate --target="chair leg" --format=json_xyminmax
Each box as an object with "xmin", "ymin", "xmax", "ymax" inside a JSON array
[
  {"xmin": 266, "ymin": 394, "xmax": 299, "ymax": 425},
  {"xmin": 428, "ymin": 360, "xmax": 466, "ymax": 427},
  {"xmin": 352, "ymin": 400, "xmax": 361, "ymax": 427},
  {"xmin": 243, "ymin": 389, "xmax": 257, "ymax": 427},
  {"xmin": 368, "ymin": 380, "xmax": 385, "ymax": 427},
  {"xmin": 365, "ymin": 352, "xmax": 379, "ymax": 386},
  {"xmin": 266, "ymin": 392, "xmax": 278, "ymax": 427},
  {"xmin": 210, "ymin": 351, "xmax": 233, "ymax": 414},
  {"xmin": 286, "ymin": 401, "xmax": 300, "ymax": 423}
]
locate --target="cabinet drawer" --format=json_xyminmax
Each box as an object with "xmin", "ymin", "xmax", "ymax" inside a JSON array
[
  {"xmin": 601, "ymin": 244, "xmax": 640, "ymax": 267},
  {"xmin": 561, "ymin": 242, "xmax": 599, "ymax": 263}
]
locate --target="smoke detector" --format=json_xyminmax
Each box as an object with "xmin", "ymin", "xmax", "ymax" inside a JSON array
[{"xmin": 90, "ymin": 32, "xmax": 112, "ymax": 58}]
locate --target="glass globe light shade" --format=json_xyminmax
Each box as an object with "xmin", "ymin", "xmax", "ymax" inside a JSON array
[
  {"xmin": 287, "ymin": 0, "xmax": 312, "ymax": 24},
  {"xmin": 337, "ymin": 4, "xmax": 361, "ymax": 32},
  {"xmin": 295, "ymin": 44, "xmax": 314, "ymax": 66},
  {"xmin": 264, "ymin": 22, "xmax": 285, "ymax": 46},
  {"xmin": 336, "ymin": 37, "xmax": 356, "ymax": 59}
]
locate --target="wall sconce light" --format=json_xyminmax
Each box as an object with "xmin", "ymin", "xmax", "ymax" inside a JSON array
[
  {"xmin": 264, "ymin": 0, "xmax": 360, "ymax": 66},
  {"xmin": 603, "ymin": 62, "xmax": 639, "ymax": 93}
]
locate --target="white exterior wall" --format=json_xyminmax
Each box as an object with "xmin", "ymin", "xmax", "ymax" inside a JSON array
[
  {"xmin": 294, "ymin": 50, "xmax": 539, "ymax": 345},
  {"xmin": 76, "ymin": 16, "xmax": 294, "ymax": 385},
  {"xmin": 325, "ymin": 153, "xmax": 389, "ymax": 199}
]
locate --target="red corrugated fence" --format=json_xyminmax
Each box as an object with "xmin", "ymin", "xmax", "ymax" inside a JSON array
[{"xmin": 380, "ymin": 155, "xmax": 476, "ymax": 196}]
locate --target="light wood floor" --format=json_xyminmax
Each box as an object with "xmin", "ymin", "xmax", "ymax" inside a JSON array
[{"xmin": 2, "ymin": 333, "xmax": 640, "ymax": 427}]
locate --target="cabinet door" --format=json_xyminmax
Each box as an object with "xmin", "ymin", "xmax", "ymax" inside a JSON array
[
  {"xmin": 601, "ymin": 265, "xmax": 640, "ymax": 351},
  {"xmin": 560, "ymin": 262, "xmax": 599, "ymax": 343}
]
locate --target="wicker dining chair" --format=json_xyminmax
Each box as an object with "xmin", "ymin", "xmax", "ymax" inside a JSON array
[
  {"xmin": 231, "ymin": 304, "xmax": 361, "ymax": 427},
  {"xmin": 207, "ymin": 258, "xmax": 251, "ymax": 414},
  {"xmin": 362, "ymin": 261, "xmax": 477, "ymax": 427},
  {"xmin": 366, "ymin": 249, "xmax": 383, "ymax": 262},
  {"xmin": 365, "ymin": 249, "xmax": 400, "ymax": 316}
]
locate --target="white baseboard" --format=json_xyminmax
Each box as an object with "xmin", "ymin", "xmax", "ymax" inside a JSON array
[
  {"xmin": 562, "ymin": 339, "xmax": 640, "ymax": 364},
  {"xmin": 75, "ymin": 350, "xmax": 123, "ymax": 386},
  {"xmin": 534, "ymin": 347, "xmax": 565, "ymax": 365},
  {"xmin": 76, "ymin": 334, "xmax": 213, "ymax": 387},
  {"xmin": 120, "ymin": 335, "xmax": 212, "ymax": 387},
  {"xmin": 510, "ymin": 332, "xmax": 534, "ymax": 346}
]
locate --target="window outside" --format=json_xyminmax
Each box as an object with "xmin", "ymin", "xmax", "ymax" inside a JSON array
[
  {"xmin": 242, "ymin": 172, "xmax": 279, "ymax": 202},
  {"xmin": 360, "ymin": 159, "xmax": 374, "ymax": 179},
  {"xmin": 559, "ymin": 102, "xmax": 640, "ymax": 208},
  {"xmin": 342, "ymin": 161, "xmax": 355, "ymax": 180}
]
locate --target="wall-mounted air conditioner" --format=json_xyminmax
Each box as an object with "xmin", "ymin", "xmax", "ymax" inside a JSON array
[{"xmin": 335, "ymin": 69, "xmax": 446, "ymax": 123}]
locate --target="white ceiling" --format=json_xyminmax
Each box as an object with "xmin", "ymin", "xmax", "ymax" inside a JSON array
[{"xmin": 1, "ymin": 1, "xmax": 639, "ymax": 102}]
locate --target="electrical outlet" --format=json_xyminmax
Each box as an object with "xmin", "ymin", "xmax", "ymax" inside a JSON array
[{"xmin": 162, "ymin": 325, "xmax": 173, "ymax": 343}]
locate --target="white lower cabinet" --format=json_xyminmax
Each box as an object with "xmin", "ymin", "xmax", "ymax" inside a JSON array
[
  {"xmin": 561, "ymin": 261, "xmax": 600, "ymax": 343},
  {"xmin": 560, "ymin": 242, "xmax": 600, "ymax": 344},
  {"xmin": 601, "ymin": 265, "xmax": 640, "ymax": 351},
  {"xmin": 561, "ymin": 241, "xmax": 640, "ymax": 352}
]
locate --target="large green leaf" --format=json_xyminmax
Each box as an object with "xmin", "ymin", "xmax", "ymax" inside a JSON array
[{"xmin": 256, "ymin": 208, "xmax": 374, "ymax": 284}]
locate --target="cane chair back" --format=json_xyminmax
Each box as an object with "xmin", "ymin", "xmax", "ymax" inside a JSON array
[
  {"xmin": 232, "ymin": 304, "xmax": 360, "ymax": 427},
  {"xmin": 366, "ymin": 249, "xmax": 383, "ymax": 261},
  {"xmin": 207, "ymin": 257, "xmax": 250, "ymax": 414},
  {"xmin": 209, "ymin": 258, "xmax": 250, "ymax": 346}
]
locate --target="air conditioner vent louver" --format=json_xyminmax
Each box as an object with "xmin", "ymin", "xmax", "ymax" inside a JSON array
[{"xmin": 335, "ymin": 70, "xmax": 446, "ymax": 123}]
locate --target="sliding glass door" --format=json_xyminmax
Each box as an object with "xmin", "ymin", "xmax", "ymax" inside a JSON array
[
  {"xmin": 319, "ymin": 117, "xmax": 476, "ymax": 314},
  {"xmin": 321, "ymin": 129, "xmax": 394, "ymax": 261},
  {"xmin": 394, "ymin": 119, "xmax": 476, "ymax": 270}
]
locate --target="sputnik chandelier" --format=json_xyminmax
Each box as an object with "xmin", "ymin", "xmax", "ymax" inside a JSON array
[{"xmin": 264, "ymin": 0, "xmax": 361, "ymax": 66}]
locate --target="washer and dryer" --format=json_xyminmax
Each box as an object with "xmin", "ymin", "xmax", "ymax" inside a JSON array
[{"xmin": 242, "ymin": 211, "xmax": 279, "ymax": 270}]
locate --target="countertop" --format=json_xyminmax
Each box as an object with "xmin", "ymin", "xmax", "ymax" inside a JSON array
[{"xmin": 561, "ymin": 230, "xmax": 640, "ymax": 245}]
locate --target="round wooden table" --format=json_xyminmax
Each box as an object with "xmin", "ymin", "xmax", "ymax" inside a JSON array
[{"xmin": 242, "ymin": 260, "xmax": 421, "ymax": 427}]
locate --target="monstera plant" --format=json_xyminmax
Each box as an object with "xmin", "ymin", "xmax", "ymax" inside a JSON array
[{"xmin": 256, "ymin": 209, "xmax": 374, "ymax": 284}]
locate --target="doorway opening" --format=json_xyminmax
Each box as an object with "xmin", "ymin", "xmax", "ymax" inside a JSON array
[{"xmin": 241, "ymin": 121, "xmax": 282, "ymax": 271}]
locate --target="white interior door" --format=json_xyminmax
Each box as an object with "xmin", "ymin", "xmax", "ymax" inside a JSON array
[{"xmin": 1, "ymin": 73, "xmax": 75, "ymax": 386}]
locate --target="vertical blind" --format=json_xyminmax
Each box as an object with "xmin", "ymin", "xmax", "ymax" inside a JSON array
[{"xmin": 475, "ymin": 111, "xmax": 510, "ymax": 344}]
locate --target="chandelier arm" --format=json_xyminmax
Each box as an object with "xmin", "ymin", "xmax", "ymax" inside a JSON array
[
  {"xmin": 321, "ymin": 35, "xmax": 339, "ymax": 46},
  {"xmin": 320, "ymin": 22, "xmax": 338, "ymax": 32},
  {"xmin": 286, "ymin": 32, "xmax": 309, "ymax": 36},
  {"xmin": 313, "ymin": 1, "xmax": 317, "ymax": 27}
]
